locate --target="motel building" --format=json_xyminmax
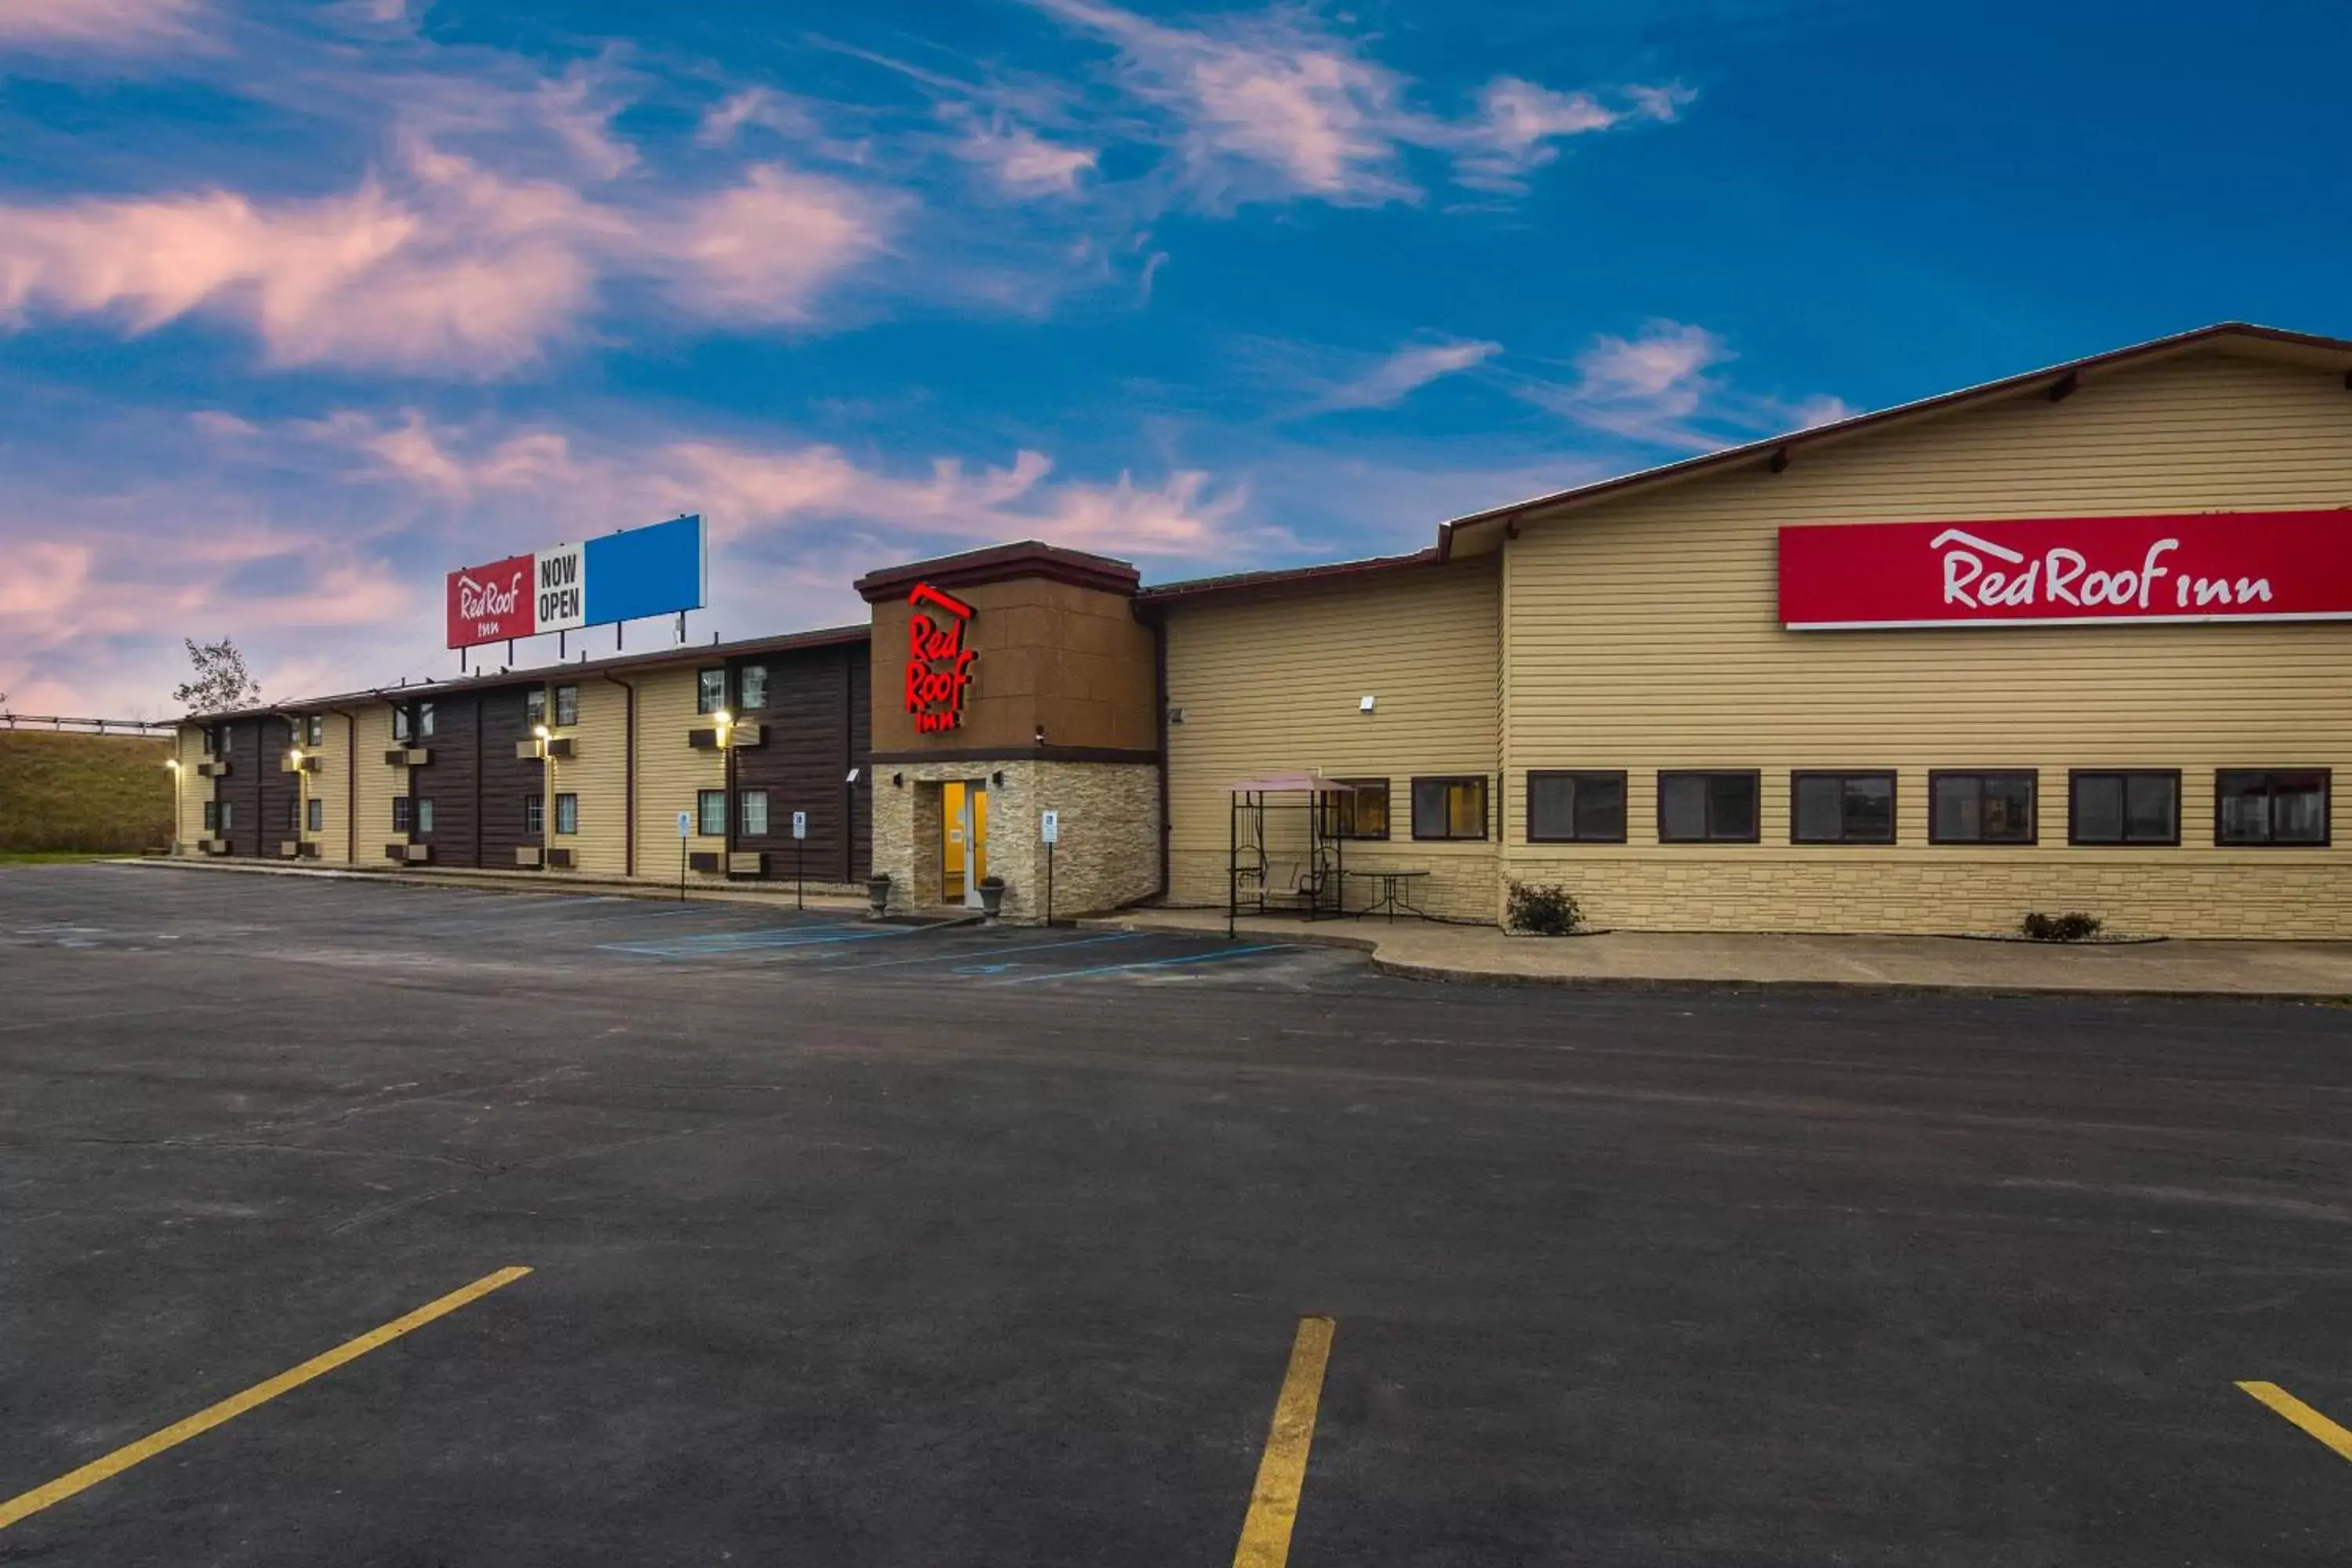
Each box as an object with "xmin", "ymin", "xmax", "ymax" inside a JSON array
[{"xmin": 174, "ymin": 322, "xmax": 2352, "ymax": 938}]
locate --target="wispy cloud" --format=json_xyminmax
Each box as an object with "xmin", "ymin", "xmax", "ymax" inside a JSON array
[
  {"xmin": 948, "ymin": 112, "xmax": 1099, "ymax": 197},
  {"xmin": 0, "ymin": 0, "xmax": 204, "ymax": 49},
  {"xmin": 1504, "ymin": 321, "xmax": 1857, "ymax": 452},
  {"xmin": 1298, "ymin": 337, "xmax": 1501, "ymax": 414}
]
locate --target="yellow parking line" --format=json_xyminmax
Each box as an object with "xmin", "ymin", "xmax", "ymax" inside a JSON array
[
  {"xmin": 1232, "ymin": 1315, "xmax": 1337, "ymax": 1568},
  {"xmin": 2237, "ymin": 1381, "xmax": 2352, "ymax": 1465},
  {"xmin": 0, "ymin": 1265, "xmax": 532, "ymax": 1531}
]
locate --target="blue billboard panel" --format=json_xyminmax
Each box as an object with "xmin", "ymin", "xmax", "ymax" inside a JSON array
[{"xmin": 583, "ymin": 514, "xmax": 706, "ymax": 627}]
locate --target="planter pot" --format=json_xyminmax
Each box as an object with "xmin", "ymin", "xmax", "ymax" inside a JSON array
[
  {"xmin": 977, "ymin": 877, "xmax": 1007, "ymax": 920},
  {"xmin": 866, "ymin": 875, "xmax": 892, "ymax": 916}
]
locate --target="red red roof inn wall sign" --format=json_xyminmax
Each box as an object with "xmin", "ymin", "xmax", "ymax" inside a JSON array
[
  {"xmin": 904, "ymin": 583, "xmax": 978, "ymax": 732},
  {"xmin": 1778, "ymin": 511, "xmax": 2352, "ymax": 630}
]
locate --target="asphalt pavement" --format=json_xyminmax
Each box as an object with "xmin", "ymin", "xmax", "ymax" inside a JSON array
[{"xmin": 2, "ymin": 862, "xmax": 2347, "ymax": 1566}]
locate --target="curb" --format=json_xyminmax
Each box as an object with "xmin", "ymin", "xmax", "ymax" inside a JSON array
[{"xmin": 119, "ymin": 855, "xmax": 873, "ymax": 913}]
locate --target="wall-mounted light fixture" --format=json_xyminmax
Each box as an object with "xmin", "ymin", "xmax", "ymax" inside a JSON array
[
  {"xmin": 1166, "ymin": 706, "xmax": 1185, "ymax": 725},
  {"xmin": 846, "ymin": 767, "xmax": 861, "ymax": 784},
  {"xmin": 993, "ymin": 770, "xmax": 1005, "ymax": 786},
  {"xmin": 891, "ymin": 771, "xmax": 905, "ymax": 788},
  {"xmin": 1033, "ymin": 724, "xmax": 1047, "ymax": 746},
  {"xmin": 1359, "ymin": 695, "xmax": 1377, "ymax": 713}
]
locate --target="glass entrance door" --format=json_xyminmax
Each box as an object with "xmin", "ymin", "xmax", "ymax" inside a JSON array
[{"xmin": 941, "ymin": 780, "xmax": 989, "ymax": 906}]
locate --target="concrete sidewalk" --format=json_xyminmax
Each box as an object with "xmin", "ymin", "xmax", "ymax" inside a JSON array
[{"xmin": 1091, "ymin": 906, "xmax": 2352, "ymax": 999}]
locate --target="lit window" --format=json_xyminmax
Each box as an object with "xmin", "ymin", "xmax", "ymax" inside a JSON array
[
  {"xmin": 416, "ymin": 797, "xmax": 435, "ymax": 835},
  {"xmin": 739, "ymin": 665, "xmax": 768, "ymax": 710},
  {"xmin": 1790, "ymin": 771, "xmax": 1895, "ymax": 844},
  {"xmin": 2069, "ymin": 771, "xmax": 2177, "ymax": 846},
  {"xmin": 740, "ymin": 789, "xmax": 770, "ymax": 836},
  {"xmin": 554, "ymin": 685, "xmax": 579, "ymax": 727},
  {"xmin": 524, "ymin": 795, "xmax": 544, "ymax": 837},
  {"xmin": 555, "ymin": 793, "xmax": 578, "ymax": 835},
  {"xmin": 306, "ymin": 715, "xmax": 323, "ymax": 746},
  {"xmin": 1411, "ymin": 776, "xmax": 1488, "ymax": 841},
  {"xmin": 1929, "ymin": 771, "xmax": 2036, "ymax": 844},
  {"xmin": 417, "ymin": 702, "xmax": 436, "ymax": 739},
  {"xmin": 392, "ymin": 797, "xmax": 411, "ymax": 832},
  {"xmin": 696, "ymin": 669, "xmax": 725, "ymax": 715},
  {"xmin": 1322, "ymin": 779, "xmax": 1389, "ymax": 840},
  {"xmin": 526, "ymin": 689, "xmax": 546, "ymax": 728},
  {"xmin": 393, "ymin": 708, "xmax": 411, "ymax": 743},
  {"xmin": 1658, "ymin": 771, "xmax": 1760, "ymax": 843},
  {"xmin": 306, "ymin": 797, "xmax": 323, "ymax": 833},
  {"xmin": 219, "ymin": 801, "xmax": 235, "ymax": 831},
  {"xmin": 698, "ymin": 789, "xmax": 727, "ymax": 837},
  {"xmin": 1526, "ymin": 771, "xmax": 1626, "ymax": 843},
  {"xmin": 2216, "ymin": 770, "xmax": 2328, "ymax": 845}
]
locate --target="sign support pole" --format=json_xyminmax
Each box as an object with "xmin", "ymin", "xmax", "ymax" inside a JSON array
[
  {"xmin": 679, "ymin": 834, "xmax": 687, "ymax": 902},
  {"xmin": 1047, "ymin": 838, "xmax": 1054, "ymax": 927},
  {"xmin": 797, "ymin": 837, "xmax": 804, "ymax": 911}
]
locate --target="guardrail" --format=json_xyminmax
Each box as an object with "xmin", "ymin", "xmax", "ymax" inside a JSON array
[{"xmin": 0, "ymin": 713, "xmax": 180, "ymax": 737}]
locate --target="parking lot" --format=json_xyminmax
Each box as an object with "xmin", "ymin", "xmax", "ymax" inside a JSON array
[{"xmin": 2, "ymin": 861, "xmax": 2348, "ymax": 1565}]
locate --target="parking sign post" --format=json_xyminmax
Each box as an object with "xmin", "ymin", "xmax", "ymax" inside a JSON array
[
  {"xmin": 1040, "ymin": 809, "xmax": 1059, "ymax": 927},
  {"xmin": 792, "ymin": 811, "xmax": 808, "ymax": 910},
  {"xmin": 676, "ymin": 809, "xmax": 692, "ymax": 902}
]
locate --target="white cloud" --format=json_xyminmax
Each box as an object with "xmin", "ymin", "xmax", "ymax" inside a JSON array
[
  {"xmin": 0, "ymin": 0, "xmax": 201, "ymax": 49},
  {"xmin": 950, "ymin": 114, "xmax": 1098, "ymax": 197},
  {"xmin": 698, "ymin": 86, "xmax": 823, "ymax": 147},
  {"xmin": 1027, "ymin": 0, "xmax": 1688, "ymax": 208},
  {"xmin": 1506, "ymin": 321, "xmax": 1856, "ymax": 452},
  {"xmin": 663, "ymin": 165, "xmax": 893, "ymax": 323},
  {"xmin": 1303, "ymin": 338, "xmax": 1501, "ymax": 414}
]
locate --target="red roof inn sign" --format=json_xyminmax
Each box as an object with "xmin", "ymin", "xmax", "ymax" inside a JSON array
[
  {"xmin": 904, "ymin": 583, "xmax": 977, "ymax": 733},
  {"xmin": 1778, "ymin": 510, "xmax": 2352, "ymax": 630}
]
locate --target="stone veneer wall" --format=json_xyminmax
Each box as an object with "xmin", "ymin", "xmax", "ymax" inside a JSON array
[{"xmin": 872, "ymin": 758, "xmax": 1160, "ymax": 921}]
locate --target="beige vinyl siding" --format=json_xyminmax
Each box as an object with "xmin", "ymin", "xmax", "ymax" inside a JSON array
[
  {"xmin": 1163, "ymin": 557, "xmax": 1501, "ymax": 918},
  {"xmin": 298, "ymin": 712, "xmax": 348, "ymax": 860},
  {"xmin": 545, "ymin": 678, "xmax": 628, "ymax": 876},
  {"xmin": 352, "ymin": 704, "xmax": 404, "ymax": 865},
  {"xmin": 1501, "ymin": 348, "xmax": 2352, "ymax": 936},
  {"xmin": 174, "ymin": 724, "xmax": 207, "ymax": 847},
  {"xmin": 631, "ymin": 665, "xmax": 727, "ymax": 881}
]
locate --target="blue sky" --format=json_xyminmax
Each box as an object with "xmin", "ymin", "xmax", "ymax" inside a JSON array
[{"xmin": 4, "ymin": 0, "xmax": 2348, "ymax": 715}]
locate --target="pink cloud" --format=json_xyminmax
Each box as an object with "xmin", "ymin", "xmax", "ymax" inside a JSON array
[
  {"xmin": 665, "ymin": 165, "xmax": 893, "ymax": 323},
  {"xmin": 949, "ymin": 114, "xmax": 1099, "ymax": 197},
  {"xmin": 0, "ymin": 0, "xmax": 201, "ymax": 49}
]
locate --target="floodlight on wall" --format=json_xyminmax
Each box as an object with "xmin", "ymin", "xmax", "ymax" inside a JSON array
[
  {"xmin": 993, "ymin": 771, "xmax": 1005, "ymax": 786},
  {"xmin": 891, "ymin": 772, "xmax": 904, "ymax": 788},
  {"xmin": 846, "ymin": 768, "xmax": 861, "ymax": 784},
  {"xmin": 1359, "ymin": 695, "xmax": 1377, "ymax": 713}
]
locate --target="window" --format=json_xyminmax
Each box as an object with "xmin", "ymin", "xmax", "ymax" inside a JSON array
[
  {"xmin": 287, "ymin": 717, "xmax": 303, "ymax": 749},
  {"xmin": 697, "ymin": 789, "xmax": 727, "ymax": 837},
  {"xmin": 1658, "ymin": 771, "xmax": 1761, "ymax": 843},
  {"xmin": 526, "ymin": 688, "xmax": 546, "ymax": 728},
  {"xmin": 524, "ymin": 794, "xmax": 544, "ymax": 837},
  {"xmin": 554, "ymin": 685, "xmax": 579, "ymax": 727},
  {"xmin": 696, "ymin": 668, "xmax": 726, "ymax": 715},
  {"xmin": 740, "ymin": 789, "xmax": 770, "ymax": 837},
  {"xmin": 201, "ymin": 726, "xmax": 216, "ymax": 755},
  {"xmin": 218, "ymin": 801, "xmax": 234, "ymax": 831},
  {"xmin": 1791, "ymin": 771, "xmax": 1896, "ymax": 844},
  {"xmin": 2216, "ymin": 769, "xmax": 2328, "ymax": 845},
  {"xmin": 554, "ymin": 793, "xmax": 578, "ymax": 835},
  {"xmin": 393, "ymin": 707, "xmax": 411, "ymax": 743},
  {"xmin": 1526, "ymin": 771, "xmax": 1627, "ymax": 843},
  {"xmin": 2069, "ymin": 770, "xmax": 2179, "ymax": 845},
  {"xmin": 306, "ymin": 798, "xmax": 323, "ymax": 833},
  {"xmin": 203, "ymin": 801, "xmax": 219, "ymax": 832},
  {"xmin": 738, "ymin": 665, "xmax": 768, "ymax": 711},
  {"xmin": 285, "ymin": 796, "xmax": 300, "ymax": 833},
  {"xmin": 1322, "ymin": 779, "xmax": 1389, "ymax": 840},
  {"xmin": 391, "ymin": 797, "xmax": 411, "ymax": 833},
  {"xmin": 1929, "ymin": 771, "xmax": 2037, "ymax": 844},
  {"xmin": 416, "ymin": 797, "xmax": 435, "ymax": 835},
  {"xmin": 306, "ymin": 715, "xmax": 324, "ymax": 746},
  {"xmin": 1411, "ymin": 775, "xmax": 1489, "ymax": 840},
  {"xmin": 417, "ymin": 702, "xmax": 436, "ymax": 739}
]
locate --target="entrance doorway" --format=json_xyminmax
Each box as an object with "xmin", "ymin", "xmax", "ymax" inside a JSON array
[{"xmin": 940, "ymin": 779, "xmax": 989, "ymax": 906}]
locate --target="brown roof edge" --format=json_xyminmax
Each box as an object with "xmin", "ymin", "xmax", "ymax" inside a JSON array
[
  {"xmin": 184, "ymin": 622, "xmax": 872, "ymax": 725},
  {"xmin": 854, "ymin": 539, "xmax": 1142, "ymax": 603},
  {"xmin": 1435, "ymin": 320, "xmax": 2352, "ymax": 556},
  {"xmin": 1133, "ymin": 547, "xmax": 1445, "ymax": 612}
]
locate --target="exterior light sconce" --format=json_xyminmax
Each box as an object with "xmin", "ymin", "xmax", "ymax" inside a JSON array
[
  {"xmin": 1033, "ymin": 724, "xmax": 1047, "ymax": 746},
  {"xmin": 1359, "ymin": 695, "xmax": 1377, "ymax": 713},
  {"xmin": 992, "ymin": 771, "xmax": 1005, "ymax": 786},
  {"xmin": 891, "ymin": 772, "xmax": 904, "ymax": 788},
  {"xmin": 846, "ymin": 768, "xmax": 861, "ymax": 784}
]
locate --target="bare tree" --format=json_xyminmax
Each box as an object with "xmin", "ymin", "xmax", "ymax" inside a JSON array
[{"xmin": 172, "ymin": 637, "xmax": 262, "ymax": 714}]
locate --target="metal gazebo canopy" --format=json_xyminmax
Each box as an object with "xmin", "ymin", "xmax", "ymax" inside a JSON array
[{"xmin": 1226, "ymin": 773, "xmax": 1356, "ymax": 937}]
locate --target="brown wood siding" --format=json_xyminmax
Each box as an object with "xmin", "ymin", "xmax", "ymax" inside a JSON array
[
  {"xmin": 849, "ymin": 651, "xmax": 873, "ymax": 880},
  {"xmin": 412, "ymin": 692, "xmax": 480, "ymax": 867},
  {"xmin": 218, "ymin": 719, "xmax": 264, "ymax": 855},
  {"xmin": 729, "ymin": 643, "xmax": 873, "ymax": 883},
  {"xmin": 475, "ymin": 686, "xmax": 544, "ymax": 866}
]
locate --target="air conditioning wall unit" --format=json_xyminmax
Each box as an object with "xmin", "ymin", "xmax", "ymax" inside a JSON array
[
  {"xmin": 688, "ymin": 727, "xmax": 720, "ymax": 750},
  {"xmin": 548, "ymin": 847, "xmax": 576, "ymax": 870},
  {"xmin": 514, "ymin": 845, "xmax": 544, "ymax": 869},
  {"xmin": 728, "ymin": 851, "xmax": 766, "ymax": 877},
  {"xmin": 196, "ymin": 760, "xmax": 230, "ymax": 778},
  {"xmin": 385, "ymin": 746, "xmax": 430, "ymax": 767},
  {"xmin": 281, "ymin": 754, "xmax": 320, "ymax": 774},
  {"xmin": 278, "ymin": 840, "xmax": 302, "ymax": 858},
  {"xmin": 546, "ymin": 736, "xmax": 575, "ymax": 759},
  {"xmin": 687, "ymin": 850, "xmax": 723, "ymax": 874},
  {"xmin": 398, "ymin": 843, "xmax": 431, "ymax": 864},
  {"xmin": 201, "ymin": 838, "xmax": 230, "ymax": 855},
  {"xmin": 298, "ymin": 841, "xmax": 320, "ymax": 858}
]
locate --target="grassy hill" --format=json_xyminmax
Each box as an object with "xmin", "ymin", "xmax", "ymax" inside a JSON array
[{"xmin": 0, "ymin": 731, "xmax": 175, "ymax": 854}]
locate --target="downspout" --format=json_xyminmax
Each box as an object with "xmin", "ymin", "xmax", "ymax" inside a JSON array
[
  {"xmin": 601, "ymin": 672, "xmax": 636, "ymax": 877},
  {"xmin": 1152, "ymin": 612, "xmax": 1171, "ymax": 901}
]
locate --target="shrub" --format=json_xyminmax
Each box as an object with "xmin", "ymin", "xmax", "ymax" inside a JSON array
[
  {"xmin": 1507, "ymin": 880, "xmax": 1583, "ymax": 936},
  {"xmin": 2020, "ymin": 911, "xmax": 2103, "ymax": 942}
]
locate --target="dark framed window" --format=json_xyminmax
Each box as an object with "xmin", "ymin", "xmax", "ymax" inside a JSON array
[
  {"xmin": 555, "ymin": 793, "xmax": 579, "ymax": 836},
  {"xmin": 2068, "ymin": 770, "xmax": 2180, "ymax": 845},
  {"xmin": 391, "ymin": 797, "xmax": 411, "ymax": 832},
  {"xmin": 1411, "ymin": 775, "xmax": 1489, "ymax": 840},
  {"xmin": 1658, "ymin": 771, "xmax": 1761, "ymax": 843},
  {"xmin": 738, "ymin": 665, "xmax": 768, "ymax": 711},
  {"xmin": 305, "ymin": 715, "xmax": 324, "ymax": 747},
  {"xmin": 392, "ymin": 707, "xmax": 411, "ymax": 743},
  {"xmin": 1929, "ymin": 771, "xmax": 2037, "ymax": 844},
  {"xmin": 306, "ymin": 798, "xmax": 323, "ymax": 833},
  {"xmin": 1791, "ymin": 771, "xmax": 1896, "ymax": 844},
  {"xmin": 218, "ymin": 801, "xmax": 234, "ymax": 831},
  {"xmin": 1526, "ymin": 770, "xmax": 1627, "ymax": 843},
  {"xmin": 417, "ymin": 702, "xmax": 436, "ymax": 739},
  {"xmin": 201, "ymin": 727, "xmax": 216, "ymax": 755},
  {"xmin": 203, "ymin": 800, "xmax": 219, "ymax": 832},
  {"xmin": 2216, "ymin": 769, "xmax": 2329, "ymax": 846},
  {"xmin": 1322, "ymin": 779, "xmax": 1390, "ymax": 840},
  {"xmin": 526, "ymin": 688, "xmax": 546, "ymax": 728},
  {"xmin": 524, "ymin": 794, "xmax": 544, "ymax": 837},
  {"xmin": 696, "ymin": 669, "xmax": 726, "ymax": 715},
  {"xmin": 697, "ymin": 788, "xmax": 727, "ymax": 837},
  {"xmin": 285, "ymin": 797, "xmax": 300, "ymax": 833},
  {"xmin": 554, "ymin": 685, "xmax": 579, "ymax": 727},
  {"xmin": 740, "ymin": 789, "xmax": 770, "ymax": 837},
  {"xmin": 415, "ymin": 797, "xmax": 435, "ymax": 835}
]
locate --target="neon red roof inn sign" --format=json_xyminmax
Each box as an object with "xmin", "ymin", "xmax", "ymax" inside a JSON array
[{"xmin": 904, "ymin": 583, "xmax": 977, "ymax": 733}]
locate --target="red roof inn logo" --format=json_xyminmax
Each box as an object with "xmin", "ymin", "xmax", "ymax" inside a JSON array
[
  {"xmin": 1777, "ymin": 510, "xmax": 2352, "ymax": 630},
  {"xmin": 905, "ymin": 583, "xmax": 978, "ymax": 733}
]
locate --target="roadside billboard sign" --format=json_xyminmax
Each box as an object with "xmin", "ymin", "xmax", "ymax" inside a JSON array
[{"xmin": 447, "ymin": 515, "xmax": 707, "ymax": 649}]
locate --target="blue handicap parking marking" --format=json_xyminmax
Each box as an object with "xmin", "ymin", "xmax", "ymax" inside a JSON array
[
  {"xmin": 598, "ymin": 923, "xmax": 908, "ymax": 960},
  {"xmin": 952, "ymin": 962, "xmax": 1022, "ymax": 975}
]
